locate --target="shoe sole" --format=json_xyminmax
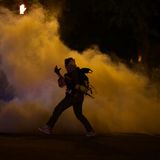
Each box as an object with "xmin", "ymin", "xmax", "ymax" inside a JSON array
[{"xmin": 38, "ymin": 128, "xmax": 52, "ymax": 135}]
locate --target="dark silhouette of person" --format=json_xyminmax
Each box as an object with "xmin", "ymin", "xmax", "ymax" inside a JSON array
[{"xmin": 39, "ymin": 57, "xmax": 95, "ymax": 137}]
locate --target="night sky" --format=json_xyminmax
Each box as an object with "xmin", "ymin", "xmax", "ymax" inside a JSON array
[{"xmin": 1, "ymin": 0, "xmax": 160, "ymax": 67}]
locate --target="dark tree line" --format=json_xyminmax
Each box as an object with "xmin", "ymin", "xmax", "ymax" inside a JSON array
[{"xmin": 58, "ymin": 0, "xmax": 160, "ymax": 68}]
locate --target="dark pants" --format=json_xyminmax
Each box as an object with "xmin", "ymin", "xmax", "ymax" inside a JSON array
[{"xmin": 47, "ymin": 93, "xmax": 93, "ymax": 132}]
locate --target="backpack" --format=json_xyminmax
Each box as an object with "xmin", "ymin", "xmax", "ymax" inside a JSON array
[{"xmin": 78, "ymin": 68, "xmax": 94, "ymax": 98}]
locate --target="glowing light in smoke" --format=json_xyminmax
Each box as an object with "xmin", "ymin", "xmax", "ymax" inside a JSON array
[
  {"xmin": 130, "ymin": 58, "xmax": 133, "ymax": 64},
  {"xmin": 19, "ymin": 4, "xmax": 27, "ymax": 15},
  {"xmin": 138, "ymin": 55, "xmax": 142, "ymax": 63}
]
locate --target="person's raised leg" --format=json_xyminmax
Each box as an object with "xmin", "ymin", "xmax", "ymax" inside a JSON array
[{"xmin": 39, "ymin": 95, "xmax": 72, "ymax": 134}]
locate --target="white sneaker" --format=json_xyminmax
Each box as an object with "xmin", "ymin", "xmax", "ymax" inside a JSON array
[
  {"xmin": 86, "ymin": 130, "xmax": 96, "ymax": 137},
  {"xmin": 38, "ymin": 125, "xmax": 52, "ymax": 135}
]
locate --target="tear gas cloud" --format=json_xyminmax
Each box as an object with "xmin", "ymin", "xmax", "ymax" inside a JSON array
[{"xmin": 0, "ymin": 6, "xmax": 160, "ymax": 134}]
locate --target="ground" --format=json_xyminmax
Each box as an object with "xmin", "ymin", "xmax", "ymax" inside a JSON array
[{"xmin": 0, "ymin": 133, "xmax": 160, "ymax": 160}]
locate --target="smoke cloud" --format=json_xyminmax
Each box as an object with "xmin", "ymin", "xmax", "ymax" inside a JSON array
[{"xmin": 0, "ymin": 6, "xmax": 159, "ymax": 134}]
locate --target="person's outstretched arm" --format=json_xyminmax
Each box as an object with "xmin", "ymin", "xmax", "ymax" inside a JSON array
[{"xmin": 54, "ymin": 66, "xmax": 66, "ymax": 88}]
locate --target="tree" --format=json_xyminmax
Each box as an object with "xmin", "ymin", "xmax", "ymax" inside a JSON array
[{"xmin": 58, "ymin": 0, "xmax": 160, "ymax": 67}]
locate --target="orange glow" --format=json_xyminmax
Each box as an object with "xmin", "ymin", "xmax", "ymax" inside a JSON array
[
  {"xmin": 0, "ymin": 7, "xmax": 160, "ymax": 134},
  {"xmin": 19, "ymin": 4, "xmax": 27, "ymax": 15},
  {"xmin": 138, "ymin": 55, "xmax": 142, "ymax": 63}
]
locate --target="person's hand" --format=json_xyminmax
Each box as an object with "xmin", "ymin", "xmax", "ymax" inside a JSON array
[
  {"xmin": 79, "ymin": 85, "xmax": 88, "ymax": 93},
  {"xmin": 75, "ymin": 84, "xmax": 88, "ymax": 93},
  {"xmin": 54, "ymin": 66, "xmax": 61, "ymax": 75}
]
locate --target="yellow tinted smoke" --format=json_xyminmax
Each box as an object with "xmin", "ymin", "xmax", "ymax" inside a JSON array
[{"xmin": 0, "ymin": 7, "xmax": 159, "ymax": 134}]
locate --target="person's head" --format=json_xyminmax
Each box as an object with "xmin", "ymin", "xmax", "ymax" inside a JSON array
[{"xmin": 65, "ymin": 57, "xmax": 76, "ymax": 72}]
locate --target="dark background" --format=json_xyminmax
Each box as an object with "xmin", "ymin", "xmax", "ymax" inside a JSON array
[{"xmin": 0, "ymin": 0, "xmax": 160, "ymax": 68}]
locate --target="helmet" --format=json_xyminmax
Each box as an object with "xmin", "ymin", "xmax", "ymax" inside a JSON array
[{"xmin": 64, "ymin": 57, "xmax": 75, "ymax": 66}]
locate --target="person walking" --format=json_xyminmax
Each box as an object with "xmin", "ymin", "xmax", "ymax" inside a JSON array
[{"xmin": 39, "ymin": 57, "xmax": 95, "ymax": 137}]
